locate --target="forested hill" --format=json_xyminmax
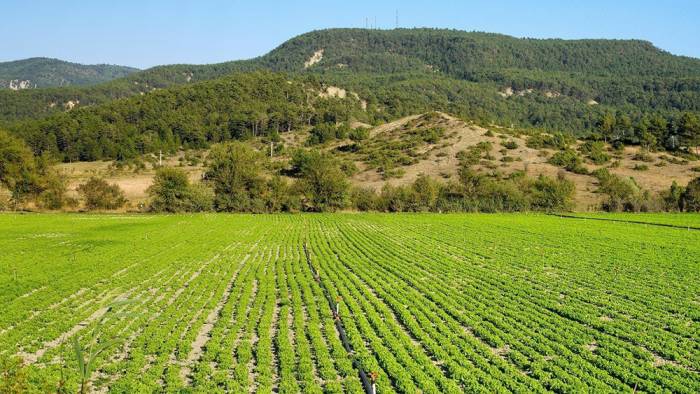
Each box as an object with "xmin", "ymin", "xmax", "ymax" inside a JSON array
[
  {"xmin": 259, "ymin": 29, "xmax": 700, "ymax": 115},
  {"xmin": 12, "ymin": 72, "xmax": 367, "ymax": 162},
  {"xmin": 0, "ymin": 58, "xmax": 138, "ymax": 89},
  {"xmin": 2, "ymin": 28, "xmax": 700, "ymax": 143},
  {"xmin": 261, "ymin": 29, "xmax": 700, "ymax": 77}
]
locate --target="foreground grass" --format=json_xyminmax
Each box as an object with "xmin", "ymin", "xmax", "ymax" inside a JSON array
[{"xmin": 1, "ymin": 213, "xmax": 698, "ymax": 393}]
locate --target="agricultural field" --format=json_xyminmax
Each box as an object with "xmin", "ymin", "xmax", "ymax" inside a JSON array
[
  {"xmin": 563, "ymin": 212, "xmax": 700, "ymax": 229},
  {"xmin": 1, "ymin": 213, "xmax": 699, "ymax": 393}
]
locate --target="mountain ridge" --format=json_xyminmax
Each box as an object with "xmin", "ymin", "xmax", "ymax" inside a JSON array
[
  {"xmin": 2, "ymin": 28, "xmax": 700, "ymax": 141},
  {"xmin": 0, "ymin": 57, "xmax": 139, "ymax": 90}
]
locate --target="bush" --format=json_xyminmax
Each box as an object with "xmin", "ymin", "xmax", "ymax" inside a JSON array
[
  {"xmin": 662, "ymin": 181, "xmax": 684, "ymax": 211},
  {"xmin": 502, "ymin": 140, "xmax": 518, "ymax": 150},
  {"xmin": 632, "ymin": 164, "xmax": 649, "ymax": 171},
  {"xmin": 419, "ymin": 127, "xmax": 445, "ymax": 144},
  {"xmin": 185, "ymin": 183, "xmax": 214, "ymax": 212},
  {"xmin": 526, "ymin": 133, "xmax": 573, "ymax": 150},
  {"xmin": 77, "ymin": 177, "xmax": 127, "ymax": 210},
  {"xmin": 36, "ymin": 171, "xmax": 73, "ymax": 210},
  {"xmin": 350, "ymin": 186, "xmax": 378, "ymax": 211},
  {"xmin": 456, "ymin": 142, "xmax": 492, "ymax": 166},
  {"xmin": 0, "ymin": 130, "xmax": 41, "ymax": 203},
  {"xmin": 377, "ymin": 184, "xmax": 416, "ymax": 212},
  {"xmin": 632, "ymin": 152, "xmax": 654, "ymax": 162},
  {"xmin": 548, "ymin": 149, "xmax": 588, "ymax": 174},
  {"xmin": 528, "ymin": 174, "xmax": 575, "ymax": 211},
  {"xmin": 205, "ymin": 142, "xmax": 267, "ymax": 212},
  {"xmin": 578, "ymin": 141, "xmax": 609, "ymax": 164},
  {"xmin": 592, "ymin": 169, "xmax": 656, "ymax": 212},
  {"xmin": 148, "ymin": 167, "xmax": 212, "ymax": 212},
  {"xmin": 349, "ymin": 127, "xmax": 369, "ymax": 141},
  {"xmin": 681, "ymin": 177, "xmax": 700, "ymax": 211},
  {"xmin": 307, "ymin": 123, "xmax": 336, "ymax": 145},
  {"xmin": 292, "ymin": 150, "xmax": 349, "ymax": 211},
  {"xmin": 307, "ymin": 123, "xmax": 352, "ymax": 145}
]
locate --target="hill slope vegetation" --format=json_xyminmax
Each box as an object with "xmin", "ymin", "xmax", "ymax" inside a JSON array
[
  {"xmin": 0, "ymin": 57, "xmax": 138, "ymax": 89},
  {"xmin": 2, "ymin": 28, "xmax": 700, "ymax": 131}
]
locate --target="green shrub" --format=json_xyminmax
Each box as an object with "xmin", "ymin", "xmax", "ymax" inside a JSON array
[
  {"xmin": 502, "ymin": 140, "xmax": 518, "ymax": 150},
  {"xmin": 416, "ymin": 127, "xmax": 445, "ymax": 144},
  {"xmin": 548, "ymin": 149, "xmax": 588, "ymax": 174},
  {"xmin": 307, "ymin": 123, "xmax": 338, "ymax": 145},
  {"xmin": 350, "ymin": 186, "xmax": 378, "ymax": 211},
  {"xmin": 292, "ymin": 150, "xmax": 349, "ymax": 211},
  {"xmin": 205, "ymin": 142, "xmax": 268, "ymax": 212},
  {"xmin": 592, "ymin": 169, "xmax": 656, "ymax": 212},
  {"xmin": 456, "ymin": 142, "xmax": 493, "ymax": 166},
  {"xmin": 526, "ymin": 133, "xmax": 573, "ymax": 150},
  {"xmin": 77, "ymin": 177, "xmax": 127, "ymax": 210},
  {"xmin": 149, "ymin": 167, "xmax": 214, "ymax": 212},
  {"xmin": 528, "ymin": 174, "xmax": 575, "ymax": 211},
  {"xmin": 681, "ymin": 177, "xmax": 700, "ymax": 211},
  {"xmin": 632, "ymin": 152, "xmax": 654, "ymax": 162},
  {"xmin": 349, "ymin": 127, "xmax": 369, "ymax": 141},
  {"xmin": 578, "ymin": 141, "xmax": 609, "ymax": 164}
]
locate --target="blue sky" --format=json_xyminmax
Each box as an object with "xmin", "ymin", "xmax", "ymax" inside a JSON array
[{"xmin": 1, "ymin": 0, "xmax": 698, "ymax": 69}]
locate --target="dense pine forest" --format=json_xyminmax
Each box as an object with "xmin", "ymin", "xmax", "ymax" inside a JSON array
[
  {"xmin": 0, "ymin": 58, "xmax": 138, "ymax": 90},
  {"xmin": 2, "ymin": 28, "xmax": 700, "ymax": 134}
]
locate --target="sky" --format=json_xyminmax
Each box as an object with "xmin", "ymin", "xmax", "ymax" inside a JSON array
[{"xmin": 1, "ymin": 0, "xmax": 698, "ymax": 69}]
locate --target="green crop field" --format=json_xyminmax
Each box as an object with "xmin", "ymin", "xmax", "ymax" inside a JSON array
[{"xmin": 1, "ymin": 213, "xmax": 699, "ymax": 393}]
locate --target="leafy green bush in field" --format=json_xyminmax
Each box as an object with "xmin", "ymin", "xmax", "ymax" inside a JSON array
[
  {"xmin": 502, "ymin": 140, "xmax": 518, "ymax": 150},
  {"xmin": 682, "ymin": 177, "xmax": 700, "ymax": 211},
  {"xmin": 77, "ymin": 177, "xmax": 126, "ymax": 210},
  {"xmin": 205, "ymin": 142, "xmax": 267, "ymax": 212},
  {"xmin": 592, "ymin": 168, "xmax": 657, "ymax": 212},
  {"xmin": 548, "ymin": 149, "xmax": 589, "ymax": 174},
  {"xmin": 578, "ymin": 141, "xmax": 610, "ymax": 164},
  {"xmin": 349, "ymin": 127, "xmax": 369, "ymax": 141},
  {"xmin": 526, "ymin": 133, "xmax": 573, "ymax": 150},
  {"xmin": 291, "ymin": 150, "xmax": 349, "ymax": 212},
  {"xmin": 456, "ymin": 142, "xmax": 493, "ymax": 166},
  {"xmin": 148, "ymin": 167, "xmax": 212, "ymax": 212},
  {"xmin": 529, "ymin": 173, "xmax": 575, "ymax": 211},
  {"xmin": 661, "ymin": 181, "xmax": 685, "ymax": 211},
  {"xmin": 632, "ymin": 152, "xmax": 655, "ymax": 162}
]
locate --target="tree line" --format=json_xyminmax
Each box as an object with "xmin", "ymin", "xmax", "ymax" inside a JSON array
[{"xmin": 4, "ymin": 131, "xmax": 699, "ymax": 213}]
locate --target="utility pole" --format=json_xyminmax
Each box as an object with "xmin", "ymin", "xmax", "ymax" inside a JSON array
[{"xmin": 159, "ymin": 150, "xmax": 162, "ymax": 167}]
